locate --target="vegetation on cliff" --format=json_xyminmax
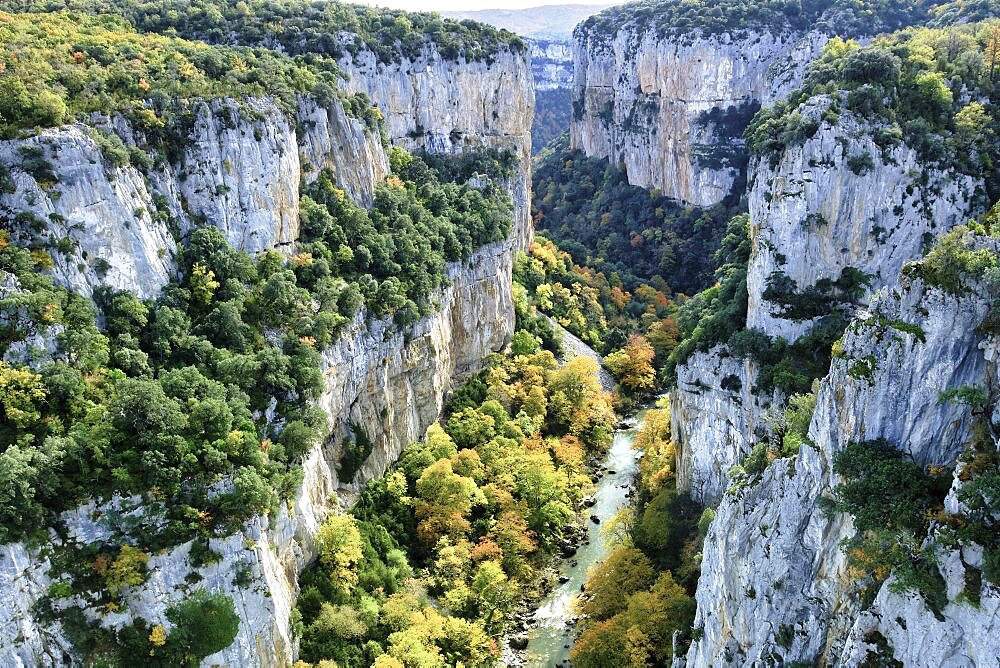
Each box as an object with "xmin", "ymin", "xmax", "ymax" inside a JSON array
[
  {"xmin": 669, "ymin": 18, "xmax": 1000, "ymax": 400},
  {"xmin": 748, "ymin": 20, "xmax": 1000, "ymax": 202},
  {"xmin": 1, "ymin": 0, "xmax": 525, "ymax": 64},
  {"xmin": 0, "ymin": 10, "xmax": 348, "ymax": 138},
  {"xmin": 0, "ymin": 140, "xmax": 515, "ymax": 662},
  {"xmin": 577, "ymin": 0, "xmax": 933, "ymax": 43},
  {"xmin": 1, "ymin": 144, "xmax": 512, "ymax": 544}
]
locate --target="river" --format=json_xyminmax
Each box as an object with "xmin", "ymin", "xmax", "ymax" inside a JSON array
[{"xmin": 521, "ymin": 410, "xmax": 646, "ymax": 666}]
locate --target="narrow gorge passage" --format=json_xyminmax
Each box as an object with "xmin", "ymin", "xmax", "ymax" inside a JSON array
[
  {"xmin": 523, "ymin": 408, "xmax": 647, "ymax": 666},
  {"xmin": 1, "ymin": 1, "xmax": 999, "ymax": 666}
]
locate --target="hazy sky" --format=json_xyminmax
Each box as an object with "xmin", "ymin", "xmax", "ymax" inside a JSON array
[{"xmin": 359, "ymin": 0, "xmax": 612, "ymax": 11}]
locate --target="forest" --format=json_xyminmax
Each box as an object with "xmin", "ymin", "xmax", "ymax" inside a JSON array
[
  {"xmin": 532, "ymin": 135, "xmax": 737, "ymax": 296},
  {"xmin": 1, "ymin": 0, "xmax": 525, "ymax": 64},
  {"xmin": 578, "ymin": 0, "xmax": 941, "ymax": 43}
]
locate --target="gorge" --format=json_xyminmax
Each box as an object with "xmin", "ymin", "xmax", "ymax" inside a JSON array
[{"xmin": 0, "ymin": 0, "xmax": 999, "ymax": 667}]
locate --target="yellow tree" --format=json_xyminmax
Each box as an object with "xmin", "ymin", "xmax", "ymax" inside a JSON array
[
  {"xmin": 315, "ymin": 514, "xmax": 363, "ymax": 594},
  {"xmin": 0, "ymin": 361, "xmax": 46, "ymax": 429},
  {"xmin": 414, "ymin": 459, "xmax": 482, "ymax": 549},
  {"xmin": 604, "ymin": 335, "xmax": 656, "ymax": 392}
]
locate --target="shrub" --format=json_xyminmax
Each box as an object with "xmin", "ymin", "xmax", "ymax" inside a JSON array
[
  {"xmin": 831, "ymin": 439, "xmax": 952, "ymax": 610},
  {"xmin": 847, "ymin": 152, "xmax": 875, "ymax": 175},
  {"xmin": 163, "ymin": 590, "xmax": 240, "ymax": 666},
  {"xmin": 907, "ymin": 227, "xmax": 998, "ymax": 295},
  {"xmin": 843, "ymin": 47, "xmax": 902, "ymax": 86},
  {"xmin": 832, "ymin": 439, "xmax": 944, "ymax": 535},
  {"xmin": 104, "ymin": 545, "xmax": 149, "ymax": 596}
]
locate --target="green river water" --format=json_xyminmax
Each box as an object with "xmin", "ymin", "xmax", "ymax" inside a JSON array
[{"xmin": 521, "ymin": 411, "xmax": 646, "ymax": 666}]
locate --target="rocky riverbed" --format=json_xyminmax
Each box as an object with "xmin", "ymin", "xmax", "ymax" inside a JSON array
[{"xmin": 503, "ymin": 410, "xmax": 647, "ymax": 666}]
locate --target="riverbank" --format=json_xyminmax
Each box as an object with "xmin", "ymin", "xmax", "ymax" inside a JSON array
[{"xmin": 503, "ymin": 408, "xmax": 649, "ymax": 666}]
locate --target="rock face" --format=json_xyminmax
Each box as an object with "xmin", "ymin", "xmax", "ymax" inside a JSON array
[
  {"xmin": 0, "ymin": 41, "xmax": 531, "ymax": 668},
  {"xmin": 745, "ymin": 103, "xmax": 980, "ymax": 342},
  {"xmin": 0, "ymin": 127, "xmax": 177, "ymax": 300},
  {"xmin": 571, "ymin": 25, "xmax": 825, "ymax": 206},
  {"xmin": 686, "ymin": 249, "xmax": 1000, "ymax": 666},
  {"xmin": 671, "ymin": 347, "xmax": 776, "ymax": 504},
  {"xmin": 317, "ymin": 241, "xmax": 514, "ymax": 488},
  {"xmin": 0, "ymin": 95, "xmax": 388, "ymax": 299},
  {"xmin": 338, "ymin": 46, "xmax": 535, "ymax": 250},
  {"xmin": 163, "ymin": 98, "xmax": 301, "ymax": 254},
  {"xmin": 296, "ymin": 95, "xmax": 390, "ymax": 207},
  {"xmin": 672, "ymin": 102, "xmax": 984, "ymax": 504},
  {"xmin": 529, "ymin": 38, "xmax": 575, "ymax": 91}
]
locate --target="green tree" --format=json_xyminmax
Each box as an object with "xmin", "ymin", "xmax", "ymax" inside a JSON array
[{"xmin": 164, "ymin": 589, "xmax": 240, "ymax": 666}]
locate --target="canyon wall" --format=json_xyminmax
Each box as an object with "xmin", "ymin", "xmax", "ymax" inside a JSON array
[
  {"xmin": 0, "ymin": 40, "xmax": 532, "ymax": 667},
  {"xmin": 338, "ymin": 47, "xmax": 535, "ymax": 250},
  {"xmin": 672, "ymin": 95, "xmax": 982, "ymax": 505},
  {"xmin": 686, "ymin": 245, "xmax": 1000, "ymax": 665},
  {"xmin": 529, "ymin": 38, "xmax": 575, "ymax": 91},
  {"xmin": 0, "ymin": 95, "xmax": 388, "ymax": 299},
  {"xmin": 0, "ymin": 239, "xmax": 513, "ymax": 668},
  {"xmin": 571, "ymin": 23, "xmax": 825, "ymax": 206}
]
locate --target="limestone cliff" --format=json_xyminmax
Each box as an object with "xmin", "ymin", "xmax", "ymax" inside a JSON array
[
  {"xmin": 745, "ymin": 102, "xmax": 980, "ymax": 342},
  {"xmin": 685, "ymin": 241, "xmax": 1000, "ymax": 665},
  {"xmin": 0, "ymin": 39, "xmax": 532, "ymax": 668},
  {"xmin": 0, "ymin": 95, "xmax": 388, "ymax": 299},
  {"xmin": 671, "ymin": 347, "xmax": 777, "ymax": 504},
  {"xmin": 571, "ymin": 23, "xmax": 825, "ymax": 206},
  {"xmin": 338, "ymin": 46, "xmax": 534, "ymax": 250},
  {"xmin": 672, "ymin": 98, "xmax": 983, "ymax": 504},
  {"xmin": 529, "ymin": 38, "xmax": 575, "ymax": 91},
  {"xmin": 0, "ymin": 240, "xmax": 514, "ymax": 668}
]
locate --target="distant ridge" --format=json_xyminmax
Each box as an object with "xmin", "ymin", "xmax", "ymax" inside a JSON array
[{"xmin": 443, "ymin": 3, "xmax": 616, "ymax": 39}]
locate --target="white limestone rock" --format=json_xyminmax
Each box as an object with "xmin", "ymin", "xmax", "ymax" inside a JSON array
[
  {"xmin": 687, "ymin": 259, "xmax": 1000, "ymax": 666},
  {"xmin": 157, "ymin": 98, "xmax": 300, "ymax": 254},
  {"xmin": 296, "ymin": 95, "xmax": 390, "ymax": 207},
  {"xmin": 0, "ymin": 127, "xmax": 177, "ymax": 300},
  {"xmin": 746, "ymin": 103, "xmax": 980, "ymax": 342},
  {"xmin": 571, "ymin": 25, "xmax": 826, "ymax": 207},
  {"xmin": 671, "ymin": 346, "xmax": 778, "ymax": 504}
]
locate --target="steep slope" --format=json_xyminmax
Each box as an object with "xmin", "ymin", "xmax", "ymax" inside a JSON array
[
  {"xmin": 670, "ymin": 21, "xmax": 998, "ymax": 503},
  {"xmin": 0, "ymin": 97, "xmax": 387, "ymax": 299},
  {"xmin": 688, "ymin": 233, "xmax": 1000, "ymax": 665},
  {"xmin": 668, "ymin": 14, "xmax": 1000, "ymax": 667},
  {"xmin": 444, "ymin": 4, "xmax": 608, "ymax": 154},
  {"xmin": 0, "ymin": 6, "xmax": 533, "ymax": 667},
  {"xmin": 336, "ymin": 47, "xmax": 534, "ymax": 249},
  {"xmin": 570, "ymin": 0, "xmax": 930, "ymax": 207}
]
